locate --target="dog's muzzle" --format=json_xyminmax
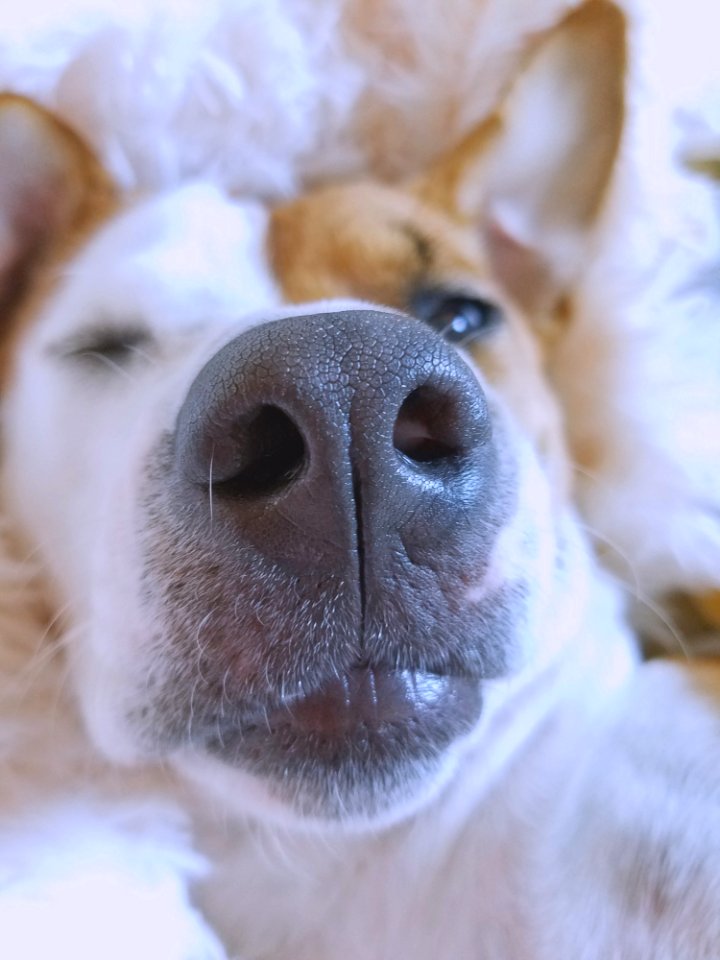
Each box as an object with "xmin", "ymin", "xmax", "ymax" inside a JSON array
[{"xmin": 143, "ymin": 309, "xmax": 516, "ymax": 816}]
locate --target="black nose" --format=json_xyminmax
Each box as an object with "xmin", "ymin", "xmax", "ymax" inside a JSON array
[
  {"xmin": 171, "ymin": 307, "xmax": 511, "ymax": 682},
  {"xmin": 175, "ymin": 308, "xmax": 496, "ymax": 574}
]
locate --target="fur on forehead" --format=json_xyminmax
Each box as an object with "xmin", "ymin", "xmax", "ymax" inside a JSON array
[{"xmin": 33, "ymin": 185, "xmax": 280, "ymax": 344}]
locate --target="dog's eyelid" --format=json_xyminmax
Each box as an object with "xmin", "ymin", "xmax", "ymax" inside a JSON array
[{"xmin": 50, "ymin": 324, "xmax": 155, "ymax": 363}]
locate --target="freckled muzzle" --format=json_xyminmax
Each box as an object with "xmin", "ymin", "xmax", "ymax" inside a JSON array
[{"xmin": 147, "ymin": 309, "xmax": 516, "ymax": 817}]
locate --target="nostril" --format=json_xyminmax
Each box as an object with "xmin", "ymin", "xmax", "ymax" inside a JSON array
[
  {"xmin": 393, "ymin": 386, "xmax": 464, "ymax": 465},
  {"xmin": 213, "ymin": 405, "xmax": 306, "ymax": 498}
]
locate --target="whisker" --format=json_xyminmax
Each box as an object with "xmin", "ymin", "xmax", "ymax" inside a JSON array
[
  {"xmin": 187, "ymin": 674, "xmax": 201, "ymax": 744},
  {"xmin": 2, "ymin": 601, "xmax": 74, "ymax": 701},
  {"xmin": 192, "ymin": 610, "xmax": 214, "ymax": 685},
  {"xmin": 571, "ymin": 460, "xmax": 624, "ymax": 504},
  {"xmin": 126, "ymin": 343, "xmax": 158, "ymax": 366},
  {"xmin": 208, "ymin": 446, "xmax": 215, "ymax": 529},
  {"xmin": 83, "ymin": 352, "xmax": 138, "ymax": 380},
  {"xmin": 574, "ymin": 514, "xmax": 642, "ymax": 598},
  {"xmin": 45, "ymin": 621, "xmax": 85, "ymax": 733},
  {"xmin": 626, "ymin": 589, "xmax": 692, "ymax": 661},
  {"xmin": 576, "ymin": 517, "xmax": 691, "ymax": 660}
]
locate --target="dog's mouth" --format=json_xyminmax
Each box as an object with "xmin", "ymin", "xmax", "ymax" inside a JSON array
[
  {"xmin": 262, "ymin": 666, "xmax": 476, "ymax": 735},
  {"xmin": 188, "ymin": 661, "xmax": 484, "ymax": 820},
  {"xmin": 208, "ymin": 665, "xmax": 481, "ymax": 741}
]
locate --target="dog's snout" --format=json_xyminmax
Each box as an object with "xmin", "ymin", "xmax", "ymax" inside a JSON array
[
  {"xmin": 152, "ymin": 308, "xmax": 511, "ymax": 767},
  {"xmin": 175, "ymin": 309, "xmax": 496, "ymax": 574}
]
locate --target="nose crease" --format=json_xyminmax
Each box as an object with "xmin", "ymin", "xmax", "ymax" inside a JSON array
[{"xmin": 350, "ymin": 465, "xmax": 367, "ymax": 659}]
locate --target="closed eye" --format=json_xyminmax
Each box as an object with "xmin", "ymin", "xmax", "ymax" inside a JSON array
[{"xmin": 54, "ymin": 325, "xmax": 155, "ymax": 370}]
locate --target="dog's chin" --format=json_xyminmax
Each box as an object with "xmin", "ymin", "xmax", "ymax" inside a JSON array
[{"xmin": 169, "ymin": 665, "xmax": 483, "ymax": 826}]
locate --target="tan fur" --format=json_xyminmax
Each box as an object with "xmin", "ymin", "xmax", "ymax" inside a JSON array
[
  {"xmin": 695, "ymin": 591, "xmax": 720, "ymax": 629},
  {"xmin": 269, "ymin": 181, "xmax": 570, "ymax": 495},
  {"xmin": 0, "ymin": 94, "xmax": 117, "ymax": 388}
]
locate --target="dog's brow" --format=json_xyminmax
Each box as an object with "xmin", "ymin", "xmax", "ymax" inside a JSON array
[{"xmin": 396, "ymin": 222, "xmax": 434, "ymax": 274}]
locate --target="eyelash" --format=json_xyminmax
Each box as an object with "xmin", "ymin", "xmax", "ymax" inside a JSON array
[{"xmin": 60, "ymin": 327, "xmax": 154, "ymax": 368}]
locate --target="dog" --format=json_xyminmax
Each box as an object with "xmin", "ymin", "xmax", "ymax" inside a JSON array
[{"xmin": 0, "ymin": 1, "xmax": 719, "ymax": 957}]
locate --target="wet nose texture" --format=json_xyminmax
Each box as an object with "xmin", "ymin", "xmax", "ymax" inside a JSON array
[{"xmin": 174, "ymin": 308, "xmax": 501, "ymax": 669}]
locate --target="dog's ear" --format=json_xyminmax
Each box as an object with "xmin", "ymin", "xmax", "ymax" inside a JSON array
[
  {"xmin": 0, "ymin": 94, "xmax": 114, "ymax": 317},
  {"xmin": 413, "ymin": 0, "xmax": 626, "ymax": 316}
]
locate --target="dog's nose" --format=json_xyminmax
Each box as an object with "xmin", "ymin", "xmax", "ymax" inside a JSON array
[{"xmin": 175, "ymin": 308, "xmax": 497, "ymax": 580}]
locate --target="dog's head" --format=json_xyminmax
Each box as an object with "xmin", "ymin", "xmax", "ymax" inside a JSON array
[{"xmin": 0, "ymin": 1, "xmax": 624, "ymax": 824}]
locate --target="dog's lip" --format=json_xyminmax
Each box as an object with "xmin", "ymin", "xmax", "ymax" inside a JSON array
[{"xmin": 249, "ymin": 666, "xmax": 479, "ymax": 737}]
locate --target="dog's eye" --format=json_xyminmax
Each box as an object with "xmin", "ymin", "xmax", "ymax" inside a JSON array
[
  {"xmin": 410, "ymin": 289, "xmax": 503, "ymax": 345},
  {"xmin": 58, "ymin": 327, "xmax": 154, "ymax": 369}
]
